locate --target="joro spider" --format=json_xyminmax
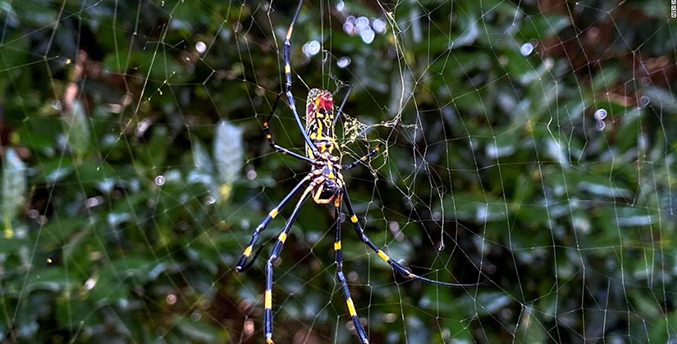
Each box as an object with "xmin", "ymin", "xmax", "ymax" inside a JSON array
[{"xmin": 234, "ymin": 1, "xmax": 478, "ymax": 343}]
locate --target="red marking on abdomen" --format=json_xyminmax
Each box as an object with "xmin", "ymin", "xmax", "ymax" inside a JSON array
[
  {"xmin": 319, "ymin": 98, "xmax": 333, "ymax": 110},
  {"xmin": 307, "ymin": 104, "xmax": 315, "ymax": 121}
]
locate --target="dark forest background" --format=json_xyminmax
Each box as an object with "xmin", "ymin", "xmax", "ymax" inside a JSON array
[{"xmin": 1, "ymin": 0, "xmax": 676, "ymax": 343}]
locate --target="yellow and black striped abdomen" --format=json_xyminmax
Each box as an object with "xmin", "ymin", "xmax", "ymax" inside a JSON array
[{"xmin": 305, "ymin": 88, "xmax": 336, "ymax": 156}]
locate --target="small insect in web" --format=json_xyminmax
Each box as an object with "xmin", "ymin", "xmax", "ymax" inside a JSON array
[{"xmin": 234, "ymin": 1, "xmax": 480, "ymax": 343}]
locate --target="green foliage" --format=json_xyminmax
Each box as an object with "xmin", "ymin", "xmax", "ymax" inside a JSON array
[
  {"xmin": 0, "ymin": 0, "xmax": 675, "ymax": 343},
  {"xmin": 2, "ymin": 148, "xmax": 26, "ymax": 238}
]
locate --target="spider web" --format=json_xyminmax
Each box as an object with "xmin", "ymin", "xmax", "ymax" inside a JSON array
[{"xmin": 1, "ymin": 0, "xmax": 676, "ymax": 343}]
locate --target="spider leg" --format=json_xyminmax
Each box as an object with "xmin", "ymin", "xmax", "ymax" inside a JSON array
[
  {"xmin": 341, "ymin": 145, "xmax": 380, "ymax": 171},
  {"xmin": 333, "ymin": 84, "xmax": 352, "ymax": 126},
  {"xmin": 235, "ymin": 175, "xmax": 311, "ymax": 272},
  {"xmin": 264, "ymin": 185, "xmax": 313, "ymax": 344},
  {"xmin": 283, "ymin": 0, "xmax": 320, "ymax": 158},
  {"xmin": 264, "ymin": 93, "xmax": 314, "ymax": 164},
  {"xmin": 334, "ymin": 203, "xmax": 369, "ymax": 344},
  {"xmin": 342, "ymin": 187, "xmax": 481, "ymax": 287}
]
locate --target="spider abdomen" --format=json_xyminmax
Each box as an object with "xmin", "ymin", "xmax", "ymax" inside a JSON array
[{"xmin": 306, "ymin": 88, "xmax": 338, "ymax": 156}]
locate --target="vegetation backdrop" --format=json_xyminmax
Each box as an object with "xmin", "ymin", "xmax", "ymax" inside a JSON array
[{"xmin": 1, "ymin": 0, "xmax": 676, "ymax": 343}]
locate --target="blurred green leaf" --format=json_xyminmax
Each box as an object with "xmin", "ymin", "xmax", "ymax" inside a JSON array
[
  {"xmin": 643, "ymin": 86, "xmax": 677, "ymax": 113},
  {"xmin": 173, "ymin": 315, "xmax": 229, "ymax": 343},
  {"xmin": 7, "ymin": 267, "xmax": 75, "ymax": 295},
  {"xmin": 189, "ymin": 139, "xmax": 220, "ymax": 202},
  {"xmin": 2, "ymin": 148, "xmax": 26, "ymax": 238},
  {"xmin": 62, "ymin": 99, "xmax": 91, "ymax": 158},
  {"xmin": 214, "ymin": 119, "xmax": 244, "ymax": 201},
  {"xmin": 451, "ymin": 16, "xmax": 479, "ymax": 49},
  {"xmin": 441, "ymin": 192, "xmax": 508, "ymax": 224},
  {"xmin": 518, "ymin": 14, "xmax": 570, "ymax": 41}
]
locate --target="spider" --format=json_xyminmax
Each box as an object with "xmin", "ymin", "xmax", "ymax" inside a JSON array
[{"xmin": 234, "ymin": 1, "xmax": 477, "ymax": 343}]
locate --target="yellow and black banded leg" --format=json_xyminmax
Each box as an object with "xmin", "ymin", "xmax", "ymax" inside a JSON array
[
  {"xmin": 341, "ymin": 146, "xmax": 380, "ymax": 171},
  {"xmin": 342, "ymin": 188, "xmax": 481, "ymax": 287},
  {"xmin": 264, "ymin": 186, "xmax": 313, "ymax": 343},
  {"xmin": 264, "ymin": 93, "xmax": 314, "ymax": 164},
  {"xmin": 334, "ymin": 204, "xmax": 369, "ymax": 343},
  {"xmin": 235, "ymin": 175, "xmax": 311, "ymax": 271},
  {"xmin": 282, "ymin": 0, "xmax": 320, "ymax": 157}
]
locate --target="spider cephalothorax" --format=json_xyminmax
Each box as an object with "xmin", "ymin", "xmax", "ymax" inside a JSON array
[{"xmin": 234, "ymin": 1, "xmax": 479, "ymax": 343}]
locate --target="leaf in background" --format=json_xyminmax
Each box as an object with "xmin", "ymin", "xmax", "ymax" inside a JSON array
[
  {"xmin": 544, "ymin": 137, "xmax": 570, "ymax": 168},
  {"xmin": 406, "ymin": 316, "xmax": 429, "ymax": 343},
  {"xmin": 146, "ymin": 126, "xmax": 168, "ymax": 170},
  {"xmin": 2, "ymin": 148, "xmax": 26, "ymax": 238},
  {"xmin": 451, "ymin": 16, "xmax": 479, "ymax": 49},
  {"xmin": 213, "ymin": 119, "xmax": 244, "ymax": 201},
  {"xmin": 5, "ymin": 267, "xmax": 75, "ymax": 296},
  {"xmin": 643, "ymin": 86, "xmax": 677, "ymax": 113},
  {"xmin": 173, "ymin": 315, "xmax": 229, "ymax": 343},
  {"xmin": 515, "ymin": 306, "xmax": 547, "ymax": 343},
  {"xmin": 62, "ymin": 99, "xmax": 91, "ymax": 158},
  {"xmin": 192, "ymin": 139, "xmax": 214, "ymax": 176},
  {"xmin": 188, "ymin": 139, "xmax": 220, "ymax": 201},
  {"xmin": 441, "ymin": 192, "xmax": 508, "ymax": 224},
  {"xmin": 599, "ymin": 206, "xmax": 658, "ymax": 227},
  {"xmin": 517, "ymin": 14, "xmax": 570, "ymax": 41},
  {"xmin": 455, "ymin": 291, "xmax": 513, "ymax": 317}
]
